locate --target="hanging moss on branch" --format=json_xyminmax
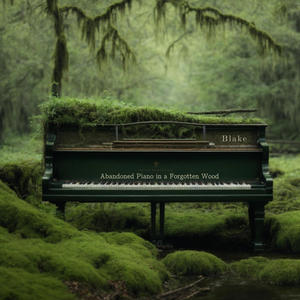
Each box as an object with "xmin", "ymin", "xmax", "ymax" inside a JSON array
[
  {"xmin": 97, "ymin": 25, "xmax": 136, "ymax": 71},
  {"xmin": 155, "ymin": 0, "xmax": 282, "ymax": 56}
]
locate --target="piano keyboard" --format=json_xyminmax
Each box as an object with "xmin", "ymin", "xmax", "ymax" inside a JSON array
[{"xmin": 61, "ymin": 181, "xmax": 252, "ymax": 190}]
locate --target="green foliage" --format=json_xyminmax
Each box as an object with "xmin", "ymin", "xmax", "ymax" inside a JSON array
[
  {"xmin": 0, "ymin": 267, "xmax": 75, "ymax": 300},
  {"xmin": 162, "ymin": 250, "xmax": 227, "ymax": 276},
  {"xmin": 67, "ymin": 203, "xmax": 149, "ymax": 236},
  {"xmin": 42, "ymin": 97, "xmax": 264, "ymax": 129},
  {"xmin": 266, "ymin": 211, "xmax": 300, "ymax": 252},
  {"xmin": 0, "ymin": 160, "xmax": 42, "ymax": 200},
  {"xmin": 267, "ymin": 155, "xmax": 300, "ymax": 213},
  {"xmin": 231, "ymin": 256, "xmax": 269, "ymax": 278},
  {"xmin": 0, "ymin": 180, "xmax": 79, "ymax": 242},
  {"xmin": 231, "ymin": 257, "xmax": 300, "ymax": 285},
  {"xmin": 155, "ymin": 1, "xmax": 281, "ymax": 55},
  {"xmin": 0, "ymin": 181, "xmax": 168, "ymax": 296},
  {"xmin": 164, "ymin": 206, "xmax": 250, "ymax": 249}
]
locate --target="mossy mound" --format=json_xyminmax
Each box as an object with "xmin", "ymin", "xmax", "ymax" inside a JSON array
[
  {"xmin": 267, "ymin": 155, "xmax": 300, "ymax": 214},
  {"xmin": 0, "ymin": 266, "xmax": 75, "ymax": 300},
  {"xmin": 0, "ymin": 180, "xmax": 78, "ymax": 242},
  {"xmin": 164, "ymin": 206, "xmax": 250, "ymax": 250},
  {"xmin": 231, "ymin": 257, "xmax": 300, "ymax": 285},
  {"xmin": 67, "ymin": 202, "xmax": 251, "ymax": 250},
  {"xmin": 41, "ymin": 97, "xmax": 263, "ymax": 129},
  {"xmin": 0, "ymin": 181, "xmax": 168, "ymax": 297},
  {"xmin": 67, "ymin": 203, "xmax": 149, "ymax": 236},
  {"xmin": 162, "ymin": 250, "xmax": 227, "ymax": 276},
  {"xmin": 0, "ymin": 160, "xmax": 42, "ymax": 201},
  {"xmin": 265, "ymin": 211, "xmax": 300, "ymax": 252}
]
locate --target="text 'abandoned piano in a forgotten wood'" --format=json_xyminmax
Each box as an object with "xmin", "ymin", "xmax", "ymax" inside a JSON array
[{"xmin": 42, "ymin": 120, "xmax": 273, "ymax": 251}]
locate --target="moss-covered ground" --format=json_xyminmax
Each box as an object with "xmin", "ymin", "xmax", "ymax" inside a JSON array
[{"xmin": 0, "ymin": 179, "xmax": 169, "ymax": 298}]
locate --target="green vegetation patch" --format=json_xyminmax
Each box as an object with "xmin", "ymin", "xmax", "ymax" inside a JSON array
[
  {"xmin": 0, "ymin": 180, "xmax": 78, "ymax": 242},
  {"xmin": 0, "ymin": 267, "xmax": 75, "ymax": 300},
  {"xmin": 67, "ymin": 203, "xmax": 149, "ymax": 236},
  {"xmin": 164, "ymin": 205, "xmax": 250, "ymax": 250},
  {"xmin": 0, "ymin": 159, "xmax": 42, "ymax": 201},
  {"xmin": 0, "ymin": 134, "xmax": 43, "ymax": 204},
  {"xmin": 231, "ymin": 257, "xmax": 300, "ymax": 285},
  {"xmin": 0, "ymin": 181, "xmax": 168, "ymax": 296},
  {"xmin": 162, "ymin": 250, "xmax": 227, "ymax": 276},
  {"xmin": 67, "ymin": 202, "xmax": 251, "ymax": 250},
  {"xmin": 265, "ymin": 211, "xmax": 300, "ymax": 253},
  {"xmin": 267, "ymin": 155, "xmax": 300, "ymax": 214},
  {"xmin": 41, "ymin": 97, "xmax": 263, "ymax": 129}
]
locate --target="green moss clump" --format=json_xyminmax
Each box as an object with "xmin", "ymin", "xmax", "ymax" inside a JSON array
[
  {"xmin": 0, "ymin": 160, "xmax": 42, "ymax": 201},
  {"xmin": 41, "ymin": 97, "xmax": 264, "ymax": 129},
  {"xmin": 0, "ymin": 181, "xmax": 168, "ymax": 296},
  {"xmin": 231, "ymin": 257, "xmax": 300, "ymax": 285},
  {"xmin": 0, "ymin": 180, "xmax": 79, "ymax": 242},
  {"xmin": 265, "ymin": 211, "xmax": 300, "ymax": 252},
  {"xmin": 68, "ymin": 202, "xmax": 250, "ymax": 251},
  {"xmin": 164, "ymin": 206, "xmax": 250, "ymax": 250},
  {"xmin": 230, "ymin": 256, "xmax": 269, "ymax": 278},
  {"xmin": 0, "ymin": 267, "xmax": 75, "ymax": 300},
  {"xmin": 267, "ymin": 155, "xmax": 300, "ymax": 214},
  {"xmin": 100, "ymin": 231, "xmax": 158, "ymax": 257},
  {"xmin": 162, "ymin": 250, "xmax": 227, "ymax": 276},
  {"xmin": 67, "ymin": 203, "xmax": 149, "ymax": 235}
]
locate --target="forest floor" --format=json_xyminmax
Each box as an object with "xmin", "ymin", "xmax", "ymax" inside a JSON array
[{"xmin": 1, "ymin": 134, "xmax": 300, "ymax": 299}]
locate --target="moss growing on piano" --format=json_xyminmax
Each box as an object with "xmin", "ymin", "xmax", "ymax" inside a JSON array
[
  {"xmin": 0, "ymin": 181, "xmax": 169, "ymax": 297},
  {"xmin": 41, "ymin": 97, "xmax": 264, "ymax": 129}
]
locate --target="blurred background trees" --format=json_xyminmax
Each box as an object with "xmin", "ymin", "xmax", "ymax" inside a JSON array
[{"xmin": 1, "ymin": 0, "xmax": 299, "ymax": 142}]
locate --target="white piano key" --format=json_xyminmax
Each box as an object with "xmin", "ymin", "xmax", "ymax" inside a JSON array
[{"xmin": 61, "ymin": 181, "xmax": 252, "ymax": 190}]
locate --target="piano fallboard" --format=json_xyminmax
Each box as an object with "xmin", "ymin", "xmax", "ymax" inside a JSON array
[{"xmin": 51, "ymin": 150, "xmax": 263, "ymax": 183}]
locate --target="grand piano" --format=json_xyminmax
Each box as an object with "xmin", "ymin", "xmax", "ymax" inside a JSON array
[{"xmin": 42, "ymin": 120, "xmax": 273, "ymax": 251}]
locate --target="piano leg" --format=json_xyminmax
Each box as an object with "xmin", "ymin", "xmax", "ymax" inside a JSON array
[
  {"xmin": 159, "ymin": 202, "xmax": 165, "ymax": 241},
  {"xmin": 151, "ymin": 202, "xmax": 165, "ymax": 245},
  {"xmin": 248, "ymin": 202, "xmax": 266, "ymax": 252},
  {"xmin": 151, "ymin": 202, "xmax": 157, "ymax": 241},
  {"xmin": 56, "ymin": 201, "xmax": 66, "ymax": 220}
]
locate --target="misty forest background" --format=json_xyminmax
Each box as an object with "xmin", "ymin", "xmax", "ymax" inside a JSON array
[{"xmin": 1, "ymin": 0, "xmax": 300, "ymax": 144}]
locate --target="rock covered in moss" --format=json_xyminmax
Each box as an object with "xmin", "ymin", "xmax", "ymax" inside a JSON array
[
  {"xmin": 0, "ymin": 160, "xmax": 42, "ymax": 201},
  {"xmin": 265, "ymin": 211, "xmax": 300, "ymax": 252},
  {"xmin": 231, "ymin": 256, "xmax": 300, "ymax": 285},
  {"xmin": 162, "ymin": 250, "xmax": 227, "ymax": 276},
  {"xmin": 0, "ymin": 266, "xmax": 75, "ymax": 300},
  {"xmin": 0, "ymin": 181, "xmax": 168, "ymax": 297}
]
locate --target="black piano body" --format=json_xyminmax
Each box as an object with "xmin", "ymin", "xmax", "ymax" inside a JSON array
[{"xmin": 42, "ymin": 121, "xmax": 273, "ymax": 251}]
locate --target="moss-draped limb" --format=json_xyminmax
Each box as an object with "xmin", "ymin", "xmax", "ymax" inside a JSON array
[
  {"xmin": 155, "ymin": 0, "xmax": 282, "ymax": 55},
  {"xmin": 60, "ymin": 0, "xmax": 132, "ymax": 49},
  {"xmin": 46, "ymin": 0, "xmax": 133, "ymax": 96},
  {"xmin": 96, "ymin": 25, "xmax": 136, "ymax": 71}
]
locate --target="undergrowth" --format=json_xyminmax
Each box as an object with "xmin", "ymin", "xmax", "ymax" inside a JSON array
[
  {"xmin": 162, "ymin": 250, "xmax": 227, "ymax": 276},
  {"xmin": 231, "ymin": 257, "xmax": 300, "ymax": 285},
  {"xmin": 0, "ymin": 181, "xmax": 168, "ymax": 298}
]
